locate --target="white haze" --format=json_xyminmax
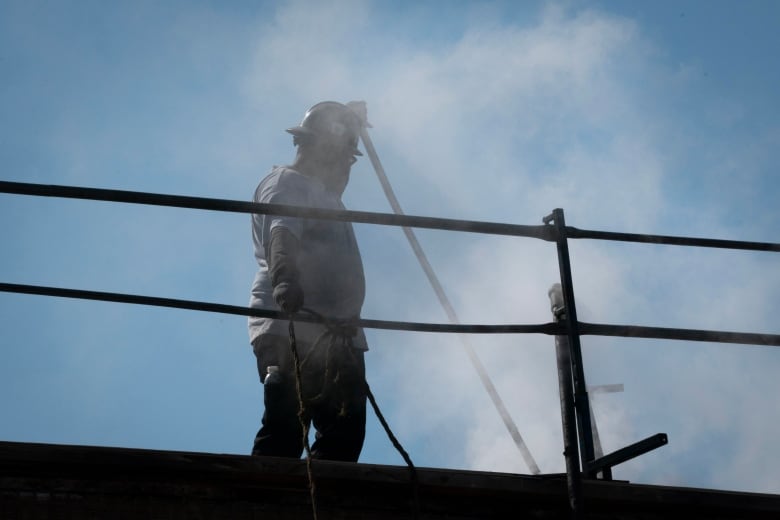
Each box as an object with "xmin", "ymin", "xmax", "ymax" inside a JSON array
[
  {"xmin": 238, "ymin": 0, "xmax": 780, "ymax": 494},
  {"xmin": 2, "ymin": 0, "xmax": 773, "ymax": 495}
]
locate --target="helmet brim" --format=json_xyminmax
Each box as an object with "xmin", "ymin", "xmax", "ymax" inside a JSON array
[
  {"xmin": 286, "ymin": 126, "xmax": 363, "ymax": 155},
  {"xmin": 286, "ymin": 126, "xmax": 313, "ymax": 137}
]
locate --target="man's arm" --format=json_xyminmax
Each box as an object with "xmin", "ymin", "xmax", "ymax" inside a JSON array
[{"xmin": 267, "ymin": 226, "xmax": 304, "ymax": 313}]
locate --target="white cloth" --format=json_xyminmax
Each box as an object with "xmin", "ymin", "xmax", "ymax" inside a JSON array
[{"xmin": 248, "ymin": 166, "xmax": 367, "ymax": 351}]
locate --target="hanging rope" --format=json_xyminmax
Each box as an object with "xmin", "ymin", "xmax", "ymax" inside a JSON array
[
  {"xmin": 287, "ymin": 318, "xmax": 319, "ymax": 520},
  {"xmin": 364, "ymin": 378, "xmax": 420, "ymax": 520},
  {"xmin": 288, "ymin": 309, "xmax": 421, "ymax": 520}
]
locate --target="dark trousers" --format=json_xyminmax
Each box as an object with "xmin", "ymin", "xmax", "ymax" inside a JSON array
[{"xmin": 251, "ymin": 334, "xmax": 366, "ymax": 462}]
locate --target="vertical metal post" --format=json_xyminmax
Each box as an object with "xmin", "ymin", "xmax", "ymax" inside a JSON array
[
  {"xmin": 549, "ymin": 284, "xmax": 583, "ymax": 519},
  {"xmin": 589, "ymin": 402, "xmax": 612, "ymax": 480},
  {"xmin": 546, "ymin": 208, "xmax": 596, "ymax": 476}
]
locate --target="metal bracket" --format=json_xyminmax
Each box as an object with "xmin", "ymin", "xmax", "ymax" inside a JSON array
[{"xmin": 586, "ymin": 433, "xmax": 668, "ymax": 475}]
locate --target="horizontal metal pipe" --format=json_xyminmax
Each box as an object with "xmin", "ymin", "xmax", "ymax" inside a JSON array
[
  {"xmin": 566, "ymin": 226, "xmax": 780, "ymax": 253},
  {"xmin": 5, "ymin": 180, "xmax": 777, "ymax": 252},
  {"xmin": 0, "ymin": 180, "xmax": 554, "ymax": 240},
  {"xmin": 579, "ymin": 322, "xmax": 780, "ymax": 347},
  {"xmin": 586, "ymin": 433, "xmax": 668, "ymax": 474},
  {"xmin": 0, "ymin": 282, "xmax": 561, "ymax": 335},
  {"xmin": 2, "ymin": 282, "xmax": 779, "ymax": 346}
]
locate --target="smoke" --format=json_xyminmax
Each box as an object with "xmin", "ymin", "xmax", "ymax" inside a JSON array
[
  {"xmin": 2, "ymin": 0, "xmax": 775, "ymax": 495},
  {"xmin": 235, "ymin": 0, "xmax": 780, "ymax": 493}
]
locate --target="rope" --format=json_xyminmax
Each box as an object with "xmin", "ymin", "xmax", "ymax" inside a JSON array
[
  {"xmin": 363, "ymin": 379, "xmax": 420, "ymax": 519},
  {"xmin": 292, "ymin": 308, "xmax": 421, "ymax": 520},
  {"xmin": 288, "ymin": 318, "xmax": 319, "ymax": 520}
]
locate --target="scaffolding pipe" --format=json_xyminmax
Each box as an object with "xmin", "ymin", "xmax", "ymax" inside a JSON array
[
  {"xmin": 3, "ymin": 180, "xmax": 780, "ymax": 253},
  {"xmin": 567, "ymin": 227, "xmax": 780, "ymax": 252},
  {"xmin": 545, "ymin": 209, "xmax": 596, "ymax": 477},
  {"xmin": 0, "ymin": 282, "xmax": 560, "ymax": 334},
  {"xmin": 0, "ymin": 180, "xmax": 553, "ymax": 240},
  {"xmin": 4, "ymin": 281, "xmax": 776, "ymax": 346},
  {"xmin": 549, "ymin": 284, "xmax": 584, "ymax": 519}
]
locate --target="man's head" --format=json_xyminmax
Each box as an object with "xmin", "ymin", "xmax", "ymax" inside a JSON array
[
  {"xmin": 287, "ymin": 101, "xmax": 364, "ymax": 194},
  {"xmin": 287, "ymin": 101, "xmax": 363, "ymax": 159}
]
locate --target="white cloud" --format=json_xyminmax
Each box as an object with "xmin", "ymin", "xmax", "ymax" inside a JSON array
[
  {"xmin": 245, "ymin": 0, "xmax": 371, "ymax": 103},
  {"xmin": 238, "ymin": 0, "xmax": 780, "ymax": 492},
  {"xmin": 5, "ymin": 0, "xmax": 776, "ymax": 495}
]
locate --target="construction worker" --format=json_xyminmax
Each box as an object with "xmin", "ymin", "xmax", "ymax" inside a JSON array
[{"xmin": 248, "ymin": 101, "xmax": 368, "ymax": 462}]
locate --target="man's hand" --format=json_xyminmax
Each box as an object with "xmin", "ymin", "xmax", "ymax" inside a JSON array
[{"xmin": 273, "ymin": 280, "xmax": 304, "ymax": 314}]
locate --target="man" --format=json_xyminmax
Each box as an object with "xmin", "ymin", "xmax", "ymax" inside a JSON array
[{"xmin": 248, "ymin": 101, "xmax": 368, "ymax": 462}]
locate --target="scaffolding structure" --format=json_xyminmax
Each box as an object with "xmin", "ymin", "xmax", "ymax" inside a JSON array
[{"xmin": 1, "ymin": 179, "xmax": 779, "ymax": 518}]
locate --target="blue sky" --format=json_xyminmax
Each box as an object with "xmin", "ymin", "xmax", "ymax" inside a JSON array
[{"xmin": 1, "ymin": 0, "xmax": 779, "ymax": 495}]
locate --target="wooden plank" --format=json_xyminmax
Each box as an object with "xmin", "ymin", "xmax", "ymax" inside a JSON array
[{"xmin": 1, "ymin": 441, "xmax": 778, "ymax": 519}]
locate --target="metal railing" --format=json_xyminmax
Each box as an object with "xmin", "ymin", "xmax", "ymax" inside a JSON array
[{"xmin": 2, "ymin": 179, "xmax": 779, "ymax": 518}]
